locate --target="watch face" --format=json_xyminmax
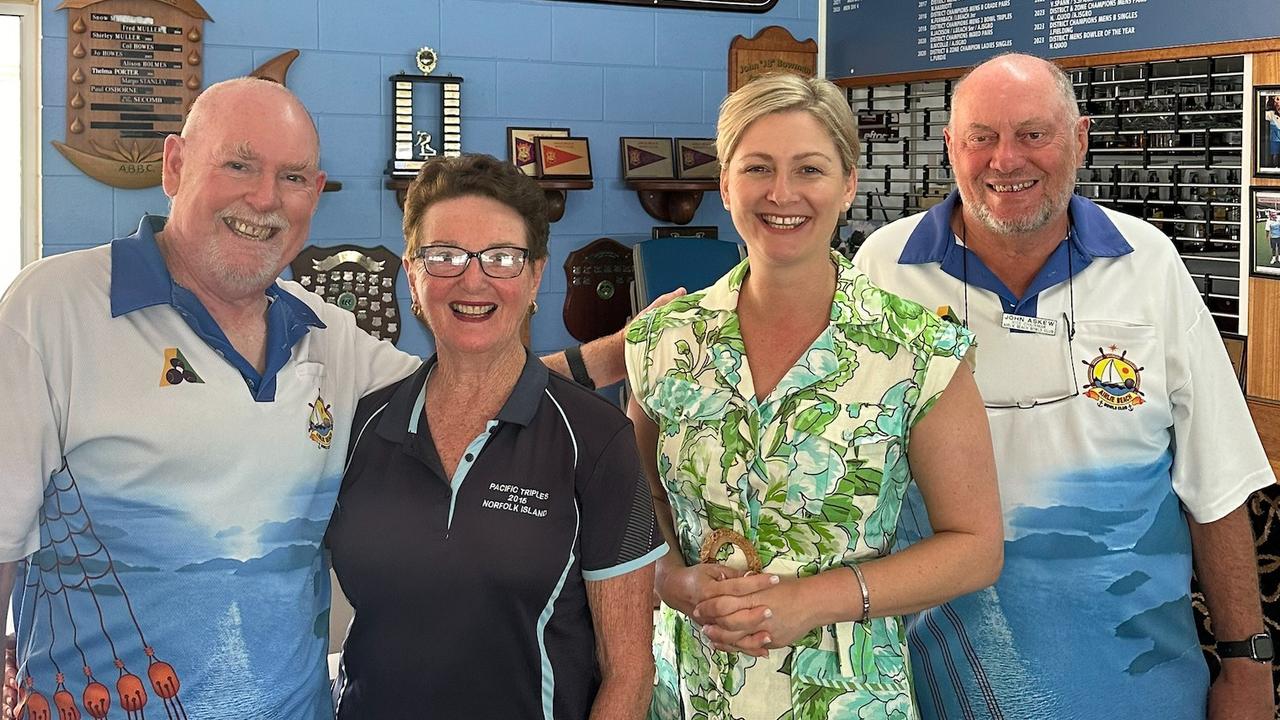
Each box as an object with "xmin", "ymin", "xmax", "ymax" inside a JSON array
[{"xmin": 1253, "ymin": 634, "xmax": 1275, "ymax": 660}]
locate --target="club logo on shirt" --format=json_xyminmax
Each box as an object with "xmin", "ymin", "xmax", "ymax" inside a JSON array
[
  {"xmin": 1082, "ymin": 346, "xmax": 1145, "ymax": 411},
  {"xmin": 307, "ymin": 394, "xmax": 334, "ymax": 449},
  {"xmin": 159, "ymin": 347, "xmax": 203, "ymax": 387}
]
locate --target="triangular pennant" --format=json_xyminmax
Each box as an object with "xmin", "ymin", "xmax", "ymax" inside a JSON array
[
  {"xmin": 515, "ymin": 137, "xmax": 535, "ymax": 165},
  {"xmin": 543, "ymin": 145, "xmax": 583, "ymax": 169},
  {"xmin": 682, "ymin": 146, "xmax": 717, "ymax": 170},
  {"xmin": 627, "ymin": 145, "xmax": 666, "ymax": 171}
]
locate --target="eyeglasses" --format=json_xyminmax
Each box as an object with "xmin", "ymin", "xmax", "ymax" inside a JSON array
[
  {"xmin": 960, "ymin": 221, "xmax": 1081, "ymax": 411},
  {"xmin": 413, "ymin": 245, "xmax": 529, "ymax": 279},
  {"xmin": 981, "ymin": 313, "xmax": 1080, "ymax": 410}
]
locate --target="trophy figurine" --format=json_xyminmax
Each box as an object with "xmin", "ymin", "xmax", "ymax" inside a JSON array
[{"xmin": 416, "ymin": 131, "xmax": 438, "ymax": 159}]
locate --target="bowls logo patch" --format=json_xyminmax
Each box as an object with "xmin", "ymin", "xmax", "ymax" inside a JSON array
[{"xmin": 1082, "ymin": 346, "xmax": 1144, "ymax": 411}]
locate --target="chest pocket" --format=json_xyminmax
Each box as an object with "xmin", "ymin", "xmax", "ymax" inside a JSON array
[{"xmin": 1071, "ymin": 320, "xmax": 1170, "ymax": 428}]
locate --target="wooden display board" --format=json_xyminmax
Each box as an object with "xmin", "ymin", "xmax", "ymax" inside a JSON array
[
  {"xmin": 53, "ymin": 0, "xmax": 210, "ymax": 189},
  {"xmin": 728, "ymin": 26, "xmax": 817, "ymax": 94}
]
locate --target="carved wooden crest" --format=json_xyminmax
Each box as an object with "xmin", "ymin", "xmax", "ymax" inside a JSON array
[
  {"xmin": 728, "ymin": 25, "xmax": 817, "ymax": 93},
  {"xmin": 563, "ymin": 238, "xmax": 634, "ymax": 343},
  {"xmin": 54, "ymin": 0, "xmax": 211, "ymax": 188}
]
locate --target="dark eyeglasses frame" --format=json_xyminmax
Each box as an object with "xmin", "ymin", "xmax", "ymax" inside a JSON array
[{"xmin": 413, "ymin": 244, "xmax": 530, "ymax": 279}]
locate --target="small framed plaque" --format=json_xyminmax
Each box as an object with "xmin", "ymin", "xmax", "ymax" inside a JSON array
[
  {"xmin": 508, "ymin": 127, "xmax": 570, "ymax": 176},
  {"xmin": 1251, "ymin": 187, "xmax": 1280, "ymax": 277},
  {"xmin": 620, "ymin": 137, "xmax": 675, "ymax": 179},
  {"xmin": 535, "ymin": 137, "xmax": 593, "ymax": 179},
  {"xmin": 675, "ymin": 138, "xmax": 719, "ymax": 179}
]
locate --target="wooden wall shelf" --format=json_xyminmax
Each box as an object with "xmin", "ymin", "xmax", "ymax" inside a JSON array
[
  {"xmin": 538, "ymin": 179, "xmax": 593, "ymax": 222},
  {"xmin": 386, "ymin": 176, "xmax": 589, "ymax": 223},
  {"xmin": 626, "ymin": 179, "xmax": 718, "ymax": 225}
]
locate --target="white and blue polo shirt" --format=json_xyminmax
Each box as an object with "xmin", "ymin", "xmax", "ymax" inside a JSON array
[
  {"xmin": 855, "ymin": 192, "xmax": 1274, "ymax": 720},
  {"xmin": 1, "ymin": 216, "xmax": 419, "ymax": 718},
  {"xmin": 326, "ymin": 351, "xmax": 667, "ymax": 720}
]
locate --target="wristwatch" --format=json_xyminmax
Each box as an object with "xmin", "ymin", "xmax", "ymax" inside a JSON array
[{"xmin": 1217, "ymin": 632, "xmax": 1275, "ymax": 662}]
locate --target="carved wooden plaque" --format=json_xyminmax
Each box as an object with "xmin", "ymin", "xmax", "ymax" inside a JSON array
[
  {"xmin": 727, "ymin": 26, "xmax": 817, "ymax": 94},
  {"xmin": 563, "ymin": 238, "xmax": 634, "ymax": 343},
  {"xmin": 55, "ymin": 0, "xmax": 211, "ymax": 189}
]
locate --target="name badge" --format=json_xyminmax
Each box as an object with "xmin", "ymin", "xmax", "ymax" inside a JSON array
[{"xmin": 1001, "ymin": 312, "xmax": 1058, "ymax": 336}]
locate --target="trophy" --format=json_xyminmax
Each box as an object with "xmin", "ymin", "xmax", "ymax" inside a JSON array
[{"xmin": 387, "ymin": 47, "xmax": 463, "ymax": 178}]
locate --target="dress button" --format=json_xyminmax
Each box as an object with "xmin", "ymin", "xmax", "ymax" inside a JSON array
[{"xmin": 464, "ymin": 453, "xmax": 474, "ymax": 462}]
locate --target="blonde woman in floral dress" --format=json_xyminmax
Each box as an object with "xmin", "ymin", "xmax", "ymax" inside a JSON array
[{"xmin": 624, "ymin": 74, "xmax": 1003, "ymax": 720}]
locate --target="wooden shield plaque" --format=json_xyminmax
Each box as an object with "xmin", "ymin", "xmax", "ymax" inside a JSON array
[
  {"xmin": 54, "ymin": 0, "xmax": 211, "ymax": 189},
  {"xmin": 563, "ymin": 238, "xmax": 634, "ymax": 343},
  {"xmin": 290, "ymin": 244, "xmax": 404, "ymax": 345},
  {"xmin": 727, "ymin": 25, "xmax": 817, "ymax": 93}
]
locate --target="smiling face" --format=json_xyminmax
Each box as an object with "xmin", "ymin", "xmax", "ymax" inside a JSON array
[
  {"xmin": 405, "ymin": 194, "xmax": 545, "ymax": 361},
  {"xmin": 720, "ymin": 110, "xmax": 856, "ymax": 269},
  {"xmin": 160, "ymin": 80, "xmax": 326, "ymax": 297},
  {"xmin": 945, "ymin": 57, "xmax": 1088, "ymax": 238}
]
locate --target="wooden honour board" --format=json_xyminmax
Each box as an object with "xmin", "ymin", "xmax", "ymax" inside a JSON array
[{"xmin": 55, "ymin": 0, "xmax": 211, "ymax": 189}]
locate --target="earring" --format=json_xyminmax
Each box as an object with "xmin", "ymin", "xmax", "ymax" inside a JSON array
[
  {"xmin": 410, "ymin": 301, "xmax": 421, "ymax": 319},
  {"xmin": 528, "ymin": 300, "xmax": 539, "ymax": 316},
  {"xmin": 843, "ymin": 201, "xmax": 851, "ymax": 211}
]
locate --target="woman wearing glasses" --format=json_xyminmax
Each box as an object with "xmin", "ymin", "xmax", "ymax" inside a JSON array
[
  {"xmin": 326, "ymin": 154, "xmax": 666, "ymax": 719},
  {"xmin": 625, "ymin": 74, "xmax": 1003, "ymax": 719}
]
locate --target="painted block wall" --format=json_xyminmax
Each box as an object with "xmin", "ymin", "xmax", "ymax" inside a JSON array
[{"xmin": 39, "ymin": 0, "xmax": 818, "ymax": 359}]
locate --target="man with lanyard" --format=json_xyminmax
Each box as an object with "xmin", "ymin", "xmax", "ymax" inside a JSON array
[
  {"xmin": 855, "ymin": 53, "xmax": 1275, "ymax": 720},
  {"xmin": 1, "ymin": 77, "xmax": 643, "ymax": 717}
]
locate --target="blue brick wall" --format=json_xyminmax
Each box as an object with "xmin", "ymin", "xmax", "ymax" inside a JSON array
[{"xmin": 39, "ymin": 0, "xmax": 816, "ymax": 358}]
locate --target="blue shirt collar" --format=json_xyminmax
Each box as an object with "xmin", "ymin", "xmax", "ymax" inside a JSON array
[
  {"xmin": 898, "ymin": 190, "xmax": 1133, "ymax": 265},
  {"xmin": 108, "ymin": 214, "xmax": 326, "ymax": 402}
]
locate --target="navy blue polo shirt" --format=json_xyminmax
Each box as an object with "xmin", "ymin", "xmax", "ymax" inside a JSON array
[{"xmin": 326, "ymin": 350, "xmax": 667, "ymax": 720}]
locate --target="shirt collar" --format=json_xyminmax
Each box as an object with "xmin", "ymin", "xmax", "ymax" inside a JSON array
[
  {"xmin": 378, "ymin": 348, "xmax": 551, "ymax": 445},
  {"xmin": 109, "ymin": 214, "xmax": 324, "ymax": 329},
  {"xmin": 698, "ymin": 250, "xmax": 884, "ymax": 330},
  {"xmin": 897, "ymin": 190, "xmax": 1133, "ymax": 265},
  {"xmin": 110, "ymin": 215, "xmax": 177, "ymax": 317}
]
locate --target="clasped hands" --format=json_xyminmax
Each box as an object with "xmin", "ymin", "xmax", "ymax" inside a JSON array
[{"xmin": 659, "ymin": 563, "xmax": 818, "ymax": 658}]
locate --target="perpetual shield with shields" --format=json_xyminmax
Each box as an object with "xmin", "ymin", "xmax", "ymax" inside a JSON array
[
  {"xmin": 290, "ymin": 244, "xmax": 403, "ymax": 344},
  {"xmin": 563, "ymin": 238, "xmax": 634, "ymax": 343}
]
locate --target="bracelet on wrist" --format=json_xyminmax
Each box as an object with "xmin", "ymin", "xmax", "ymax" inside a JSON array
[{"xmin": 849, "ymin": 562, "xmax": 871, "ymax": 626}]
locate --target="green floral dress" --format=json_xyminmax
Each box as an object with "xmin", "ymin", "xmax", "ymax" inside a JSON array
[{"xmin": 625, "ymin": 251, "xmax": 973, "ymax": 720}]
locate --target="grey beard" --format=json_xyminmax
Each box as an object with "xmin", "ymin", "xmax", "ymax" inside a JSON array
[{"xmin": 960, "ymin": 182, "xmax": 1075, "ymax": 236}]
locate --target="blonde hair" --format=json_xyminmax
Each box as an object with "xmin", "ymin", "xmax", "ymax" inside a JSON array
[{"xmin": 716, "ymin": 73, "xmax": 859, "ymax": 175}]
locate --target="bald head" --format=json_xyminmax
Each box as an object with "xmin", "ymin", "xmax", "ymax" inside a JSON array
[
  {"xmin": 950, "ymin": 53, "xmax": 1080, "ymax": 131},
  {"xmin": 182, "ymin": 77, "xmax": 321, "ymax": 165}
]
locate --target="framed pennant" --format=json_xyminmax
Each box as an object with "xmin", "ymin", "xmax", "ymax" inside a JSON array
[
  {"xmin": 675, "ymin": 138, "xmax": 719, "ymax": 179},
  {"xmin": 507, "ymin": 127, "xmax": 570, "ymax": 176},
  {"xmin": 535, "ymin": 136, "xmax": 593, "ymax": 179},
  {"xmin": 620, "ymin": 137, "xmax": 675, "ymax": 179}
]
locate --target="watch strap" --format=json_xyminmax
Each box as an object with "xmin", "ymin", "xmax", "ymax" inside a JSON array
[
  {"xmin": 1218, "ymin": 633, "xmax": 1274, "ymax": 661},
  {"xmin": 565, "ymin": 344, "xmax": 595, "ymax": 390}
]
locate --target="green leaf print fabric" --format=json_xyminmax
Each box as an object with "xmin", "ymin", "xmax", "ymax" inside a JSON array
[{"xmin": 625, "ymin": 251, "xmax": 974, "ymax": 720}]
